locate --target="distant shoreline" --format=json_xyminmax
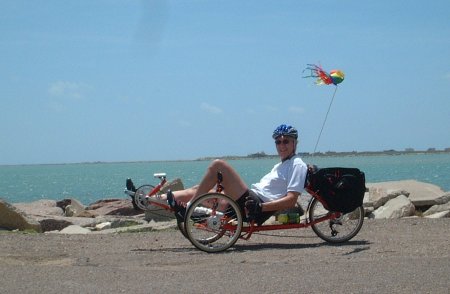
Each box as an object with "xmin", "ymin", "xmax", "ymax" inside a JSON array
[
  {"xmin": 198, "ymin": 149, "xmax": 450, "ymax": 161},
  {"xmin": 2, "ymin": 149, "xmax": 449, "ymax": 167}
]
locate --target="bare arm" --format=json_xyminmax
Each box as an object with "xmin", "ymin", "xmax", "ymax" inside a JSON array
[{"xmin": 260, "ymin": 191, "xmax": 300, "ymax": 212}]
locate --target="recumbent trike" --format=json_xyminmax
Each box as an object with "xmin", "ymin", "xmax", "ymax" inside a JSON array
[{"xmin": 124, "ymin": 166, "xmax": 367, "ymax": 253}]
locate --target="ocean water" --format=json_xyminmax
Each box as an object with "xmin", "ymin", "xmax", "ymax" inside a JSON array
[{"xmin": 1, "ymin": 153, "xmax": 449, "ymax": 205}]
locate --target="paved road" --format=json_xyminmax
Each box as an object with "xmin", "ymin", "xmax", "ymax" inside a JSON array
[{"xmin": 1, "ymin": 219, "xmax": 449, "ymax": 293}]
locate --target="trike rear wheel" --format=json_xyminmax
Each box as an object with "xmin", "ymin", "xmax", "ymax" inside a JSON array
[
  {"xmin": 309, "ymin": 198, "xmax": 364, "ymax": 243},
  {"xmin": 184, "ymin": 193, "xmax": 243, "ymax": 253}
]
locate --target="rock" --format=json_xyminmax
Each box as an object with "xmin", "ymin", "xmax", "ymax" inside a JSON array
[
  {"xmin": 161, "ymin": 178, "xmax": 184, "ymax": 193},
  {"xmin": 14, "ymin": 199, "xmax": 64, "ymax": 217},
  {"xmin": 424, "ymin": 210, "xmax": 450, "ymax": 218},
  {"xmin": 433, "ymin": 192, "xmax": 450, "ymax": 205},
  {"xmin": 144, "ymin": 178, "xmax": 185, "ymax": 222},
  {"xmin": 56, "ymin": 198, "xmax": 86, "ymax": 212},
  {"xmin": 371, "ymin": 195, "xmax": 415, "ymax": 219},
  {"xmin": 365, "ymin": 187, "xmax": 409, "ymax": 209},
  {"xmin": 75, "ymin": 210, "xmax": 97, "ymax": 218},
  {"xmin": 366, "ymin": 180, "xmax": 446, "ymax": 207},
  {"xmin": 56, "ymin": 199, "xmax": 71, "ymax": 210},
  {"xmin": 0, "ymin": 199, "xmax": 42, "ymax": 232},
  {"xmin": 39, "ymin": 218, "xmax": 73, "ymax": 232},
  {"xmin": 423, "ymin": 202, "xmax": 450, "ymax": 216},
  {"xmin": 57, "ymin": 198, "xmax": 86, "ymax": 217},
  {"xmin": 95, "ymin": 220, "xmax": 177, "ymax": 234},
  {"xmin": 65, "ymin": 205, "xmax": 76, "ymax": 217},
  {"xmin": 34, "ymin": 215, "xmax": 99, "ymax": 232},
  {"xmin": 95, "ymin": 222, "xmax": 112, "ymax": 230},
  {"xmin": 59, "ymin": 225, "xmax": 91, "ymax": 234},
  {"xmin": 69, "ymin": 198, "xmax": 86, "ymax": 212},
  {"xmin": 86, "ymin": 199, "xmax": 141, "ymax": 216},
  {"xmin": 144, "ymin": 206, "xmax": 175, "ymax": 222},
  {"xmin": 110, "ymin": 219, "xmax": 142, "ymax": 228},
  {"xmin": 2, "ymin": 177, "xmax": 443, "ymax": 235}
]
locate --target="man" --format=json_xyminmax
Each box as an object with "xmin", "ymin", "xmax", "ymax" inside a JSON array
[{"xmin": 166, "ymin": 124, "xmax": 308, "ymax": 225}]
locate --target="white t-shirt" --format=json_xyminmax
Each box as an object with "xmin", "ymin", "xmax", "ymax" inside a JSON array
[{"xmin": 250, "ymin": 156, "xmax": 307, "ymax": 202}]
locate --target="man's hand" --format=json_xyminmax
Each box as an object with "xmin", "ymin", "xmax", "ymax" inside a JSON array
[{"xmin": 245, "ymin": 196, "xmax": 262, "ymax": 220}]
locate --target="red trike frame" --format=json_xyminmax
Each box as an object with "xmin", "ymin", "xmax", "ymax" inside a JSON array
[{"xmin": 135, "ymin": 171, "xmax": 342, "ymax": 241}]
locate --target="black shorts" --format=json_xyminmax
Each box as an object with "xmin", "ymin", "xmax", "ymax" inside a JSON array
[{"xmin": 236, "ymin": 190, "xmax": 274, "ymax": 226}]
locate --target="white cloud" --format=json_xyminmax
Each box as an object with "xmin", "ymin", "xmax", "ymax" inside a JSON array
[
  {"xmin": 48, "ymin": 81, "xmax": 88, "ymax": 99},
  {"xmin": 200, "ymin": 102, "xmax": 222, "ymax": 114}
]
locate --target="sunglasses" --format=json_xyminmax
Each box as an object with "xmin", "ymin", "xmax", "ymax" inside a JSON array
[{"xmin": 275, "ymin": 139, "xmax": 291, "ymax": 145}]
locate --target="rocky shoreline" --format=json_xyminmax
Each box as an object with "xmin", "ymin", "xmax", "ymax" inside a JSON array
[{"xmin": 1, "ymin": 179, "xmax": 449, "ymax": 234}]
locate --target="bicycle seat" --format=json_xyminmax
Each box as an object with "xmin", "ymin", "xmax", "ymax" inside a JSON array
[{"xmin": 153, "ymin": 173, "xmax": 167, "ymax": 179}]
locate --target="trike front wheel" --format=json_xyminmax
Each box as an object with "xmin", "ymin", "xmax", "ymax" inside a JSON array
[
  {"xmin": 184, "ymin": 193, "xmax": 243, "ymax": 253},
  {"xmin": 133, "ymin": 185, "xmax": 154, "ymax": 210},
  {"xmin": 309, "ymin": 198, "xmax": 364, "ymax": 243}
]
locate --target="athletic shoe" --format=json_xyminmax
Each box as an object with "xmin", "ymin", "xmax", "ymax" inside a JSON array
[{"xmin": 166, "ymin": 190, "xmax": 186, "ymax": 222}]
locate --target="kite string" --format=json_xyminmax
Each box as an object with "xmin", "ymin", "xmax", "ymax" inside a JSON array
[{"xmin": 312, "ymin": 86, "xmax": 338, "ymax": 155}]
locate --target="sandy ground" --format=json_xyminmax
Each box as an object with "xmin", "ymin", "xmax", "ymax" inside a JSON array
[{"xmin": 0, "ymin": 218, "xmax": 449, "ymax": 294}]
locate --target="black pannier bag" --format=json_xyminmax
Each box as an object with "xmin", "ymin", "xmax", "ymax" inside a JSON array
[{"xmin": 308, "ymin": 167, "xmax": 366, "ymax": 213}]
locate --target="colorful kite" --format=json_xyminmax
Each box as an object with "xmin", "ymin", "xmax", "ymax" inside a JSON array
[
  {"xmin": 303, "ymin": 64, "xmax": 344, "ymax": 85},
  {"xmin": 302, "ymin": 63, "xmax": 345, "ymax": 154}
]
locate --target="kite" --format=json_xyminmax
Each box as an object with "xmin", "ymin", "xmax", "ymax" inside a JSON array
[
  {"xmin": 302, "ymin": 64, "xmax": 345, "ymax": 154},
  {"xmin": 302, "ymin": 64, "xmax": 345, "ymax": 85}
]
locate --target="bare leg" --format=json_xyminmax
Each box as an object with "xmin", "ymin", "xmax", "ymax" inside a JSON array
[
  {"xmin": 170, "ymin": 185, "xmax": 198, "ymax": 203},
  {"xmin": 161, "ymin": 159, "xmax": 248, "ymax": 206},
  {"xmin": 194, "ymin": 159, "xmax": 248, "ymax": 200}
]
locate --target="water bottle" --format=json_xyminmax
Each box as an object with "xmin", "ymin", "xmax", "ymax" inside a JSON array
[{"xmin": 288, "ymin": 213, "xmax": 300, "ymax": 224}]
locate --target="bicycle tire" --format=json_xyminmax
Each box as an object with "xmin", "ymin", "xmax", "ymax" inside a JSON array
[
  {"xmin": 184, "ymin": 193, "xmax": 243, "ymax": 253},
  {"xmin": 309, "ymin": 198, "xmax": 364, "ymax": 243},
  {"xmin": 177, "ymin": 220, "xmax": 188, "ymax": 238}
]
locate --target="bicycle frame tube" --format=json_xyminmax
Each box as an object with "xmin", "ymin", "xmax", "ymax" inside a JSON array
[
  {"xmin": 146, "ymin": 178, "xmax": 167, "ymax": 197},
  {"xmin": 219, "ymin": 187, "xmax": 341, "ymax": 240},
  {"xmin": 304, "ymin": 186, "xmax": 332, "ymax": 211},
  {"xmin": 143, "ymin": 177, "xmax": 173, "ymax": 210},
  {"xmin": 143, "ymin": 171, "xmax": 341, "ymax": 241},
  {"xmin": 237, "ymin": 211, "xmax": 339, "ymax": 240}
]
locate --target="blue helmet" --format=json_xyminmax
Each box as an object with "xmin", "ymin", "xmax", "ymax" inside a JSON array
[{"xmin": 272, "ymin": 124, "xmax": 298, "ymax": 139}]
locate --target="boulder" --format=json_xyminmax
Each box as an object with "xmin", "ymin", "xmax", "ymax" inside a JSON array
[
  {"xmin": 95, "ymin": 222, "xmax": 112, "ymax": 231},
  {"xmin": 0, "ymin": 199, "xmax": 42, "ymax": 232},
  {"xmin": 144, "ymin": 206, "xmax": 175, "ymax": 222},
  {"xmin": 424, "ymin": 210, "xmax": 450, "ymax": 218},
  {"xmin": 14, "ymin": 199, "xmax": 64, "ymax": 217},
  {"xmin": 39, "ymin": 218, "xmax": 74, "ymax": 232},
  {"xmin": 64, "ymin": 205, "xmax": 76, "ymax": 217},
  {"xmin": 144, "ymin": 178, "xmax": 185, "ymax": 222},
  {"xmin": 371, "ymin": 195, "xmax": 415, "ymax": 219},
  {"xmin": 57, "ymin": 198, "xmax": 86, "ymax": 217},
  {"xmin": 161, "ymin": 178, "xmax": 184, "ymax": 194},
  {"xmin": 86, "ymin": 199, "xmax": 142, "ymax": 216},
  {"xmin": 59, "ymin": 225, "xmax": 91, "ymax": 234},
  {"xmin": 366, "ymin": 180, "xmax": 446, "ymax": 207},
  {"xmin": 365, "ymin": 187, "xmax": 409, "ymax": 209},
  {"xmin": 423, "ymin": 201, "xmax": 450, "ymax": 216},
  {"xmin": 1, "ymin": 198, "xmax": 103, "ymax": 232},
  {"xmin": 433, "ymin": 192, "xmax": 450, "ymax": 205}
]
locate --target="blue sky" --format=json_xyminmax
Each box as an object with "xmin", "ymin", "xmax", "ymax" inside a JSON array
[{"xmin": 1, "ymin": 1, "xmax": 449, "ymax": 165}]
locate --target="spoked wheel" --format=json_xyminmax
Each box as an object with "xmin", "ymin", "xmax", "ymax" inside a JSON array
[
  {"xmin": 184, "ymin": 193, "xmax": 243, "ymax": 253},
  {"xmin": 309, "ymin": 198, "xmax": 364, "ymax": 243}
]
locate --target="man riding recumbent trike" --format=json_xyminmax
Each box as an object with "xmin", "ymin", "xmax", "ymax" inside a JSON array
[{"xmin": 124, "ymin": 124, "xmax": 367, "ymax": 253}]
